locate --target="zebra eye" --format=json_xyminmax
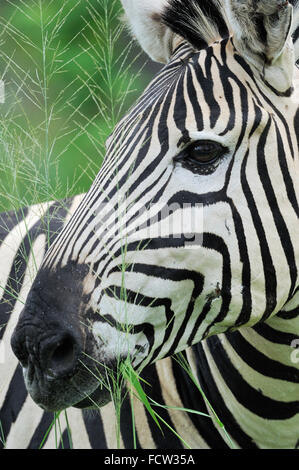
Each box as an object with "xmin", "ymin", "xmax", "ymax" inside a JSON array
[
  {"xmin": 174, "ymin": 140, "xmax": 227, "ymax": 174},
  {"xmin": 186, "ymin": 140, "xmax": 226, "ymax": 165}
]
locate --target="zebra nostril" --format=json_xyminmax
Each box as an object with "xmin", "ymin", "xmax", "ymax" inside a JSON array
[{"xmin": 46, "ymin": 334, "xmax": 78, "ymax": 378}]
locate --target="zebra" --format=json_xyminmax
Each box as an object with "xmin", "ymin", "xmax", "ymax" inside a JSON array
[
  {"xmin": 7, "ymin": 0, "xmax": 299, "ymax": 449},
  {"xmin": 1, "ymin": 197, "xmax": 208, "ymax": 449}
]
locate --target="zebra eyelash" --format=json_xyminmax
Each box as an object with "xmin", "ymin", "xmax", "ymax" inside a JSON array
[{"xmin": 182, "ymin": 160, "xmax": 221, "ymax": 175}]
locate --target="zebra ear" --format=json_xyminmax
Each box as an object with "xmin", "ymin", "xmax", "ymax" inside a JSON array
[
  {"xmin": 293, "ymin": 2, "xmax": 299, "ymax": 64},
  {"xmin": 120, "ymin": 0, "xmax": 176, "ymax": 63},
  {"xmin": 225, "ymin": 0, "xmax": 295, "ymax": 93}
]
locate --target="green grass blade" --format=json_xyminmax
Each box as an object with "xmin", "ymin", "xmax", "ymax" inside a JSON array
[
  {"xmin": 38, "ymin": 412, "xmax": 60, "ymax": 449},
  {"xmin": 174, "ymin": 352, "xmax": 236, "ymax": 448},
  {"xmin": 120, "ymin": 359, "xmax": 162, "ymax": 432},
  {"xmin": 64, "ymin": 410, "xmax": 73, "ymax": 449}
]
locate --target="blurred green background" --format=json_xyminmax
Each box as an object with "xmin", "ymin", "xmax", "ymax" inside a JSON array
[{"xmin": 0, "ymin": 0, "xmax": 161, "ymax": 212}]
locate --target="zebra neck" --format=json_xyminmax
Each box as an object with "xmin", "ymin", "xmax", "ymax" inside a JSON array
[{"xmin": 182, "ymin": 307, "xmax": 299, "ymax": 449}]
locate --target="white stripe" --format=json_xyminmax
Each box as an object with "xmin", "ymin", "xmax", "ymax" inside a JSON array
[
  {"xmin": 0, "ymin": 203, "xmax": 53, "ymax": 302},
  {"xmin": 5, "ymin": 394, "xmax": 44, "ymax": 449},
  {"xmin": 0, "ymin": 234, "xmax": 46, "ymax": 409},
  {"xmin": 156, "ymin": 356, "xmax": 209, "ymax": 449}
]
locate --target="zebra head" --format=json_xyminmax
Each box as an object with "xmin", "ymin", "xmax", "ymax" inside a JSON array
[{"xmin": 11, "ymin": 0, "xmax": 299, "ymax": 412}]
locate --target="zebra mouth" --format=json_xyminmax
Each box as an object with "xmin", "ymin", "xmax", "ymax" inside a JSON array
[{"xmin": 73, "ymin": 383, "xmax": 111, "ymax": 409}]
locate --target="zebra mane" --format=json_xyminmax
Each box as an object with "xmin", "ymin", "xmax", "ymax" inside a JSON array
[
  {"xmin": 162, "ymin": 0, "xmax": 299, "ymax": 59},
  {"xmin": 161, "ymin": 0, "xmax": 230, "ymax": 50}
]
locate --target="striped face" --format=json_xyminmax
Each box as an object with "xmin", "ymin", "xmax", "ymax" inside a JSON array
[{"xmin": 11, "ymin": 37, "xmax": 299, "ymax": 411}]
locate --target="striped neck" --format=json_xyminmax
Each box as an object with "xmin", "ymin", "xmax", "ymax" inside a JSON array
[{"xmin": 181, "ymin": 302, "xmax": 299, "ymax": 449}]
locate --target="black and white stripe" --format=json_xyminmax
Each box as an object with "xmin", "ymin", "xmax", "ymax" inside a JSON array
[{"xmin": 4, "ymin": 0, "xmax": 299, "ymax": 448}]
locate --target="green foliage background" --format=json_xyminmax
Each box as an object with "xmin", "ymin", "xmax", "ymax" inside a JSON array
[{"xmin": 0, "ymin": 0, "xmax": 159, "ymax": 212}]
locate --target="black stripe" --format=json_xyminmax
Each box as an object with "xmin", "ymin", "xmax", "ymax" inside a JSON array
[
  {"xmin": 226, "ymin": 199, "xmax": 252, "ymax": 327},
  {"xmin": 241, "ymin": 131, "xmax": 277, "ymax": 322},
  {"xmin": 225, "ymin": 330, "xmax": 299, "ymax": 383},
  {"xmin": 28, "ymin": 412, "xmax": 54, "ymax": 449},
  {"xmin": 58, "ymin": 428, "xmax": 72, "ymax": 449},
  {"xmin": 256, "ymin": 121, "xmax": 297, "ymax": 299},
  {"xmin": 248, "ymin": 98, "xmax": 263, "ymax": 138},
  {"xmin": 261, "ymin": 79, "xmax": 293, "ymax": 97},
  {"xmin": 191, "ymin": 51, "xmax": 221, "ymax": 129},
  {"xmin": 127, "ymin": 168, "xmax": 171, "ymax": 213},
  {"xmin": 171, "ymin": 354, "xmax": 230, "ymax": 448},
  {"xmin": 0, "ymin": 366, "xmax": 27, "ymax": 448},
  {"xmin": 98, "ymin": 287, "xmax": 166, "ymax": 362},
  {"xmin": 0, "ymin": 201, "xmax": 71, "ymax": 340},
  {"xmin": 44, "ymin": 193, "xmax": 90, "ymax": 269},
  {"xmin": 206, "ymin": 335, "xmax": 299, "ymax": 419},
  {"xmin": 173, "ymin": 68, "xmax": 189, "ymax": 141},
  {"xmin": 140, "ymin": 363, "xmax": 184, "ymax": 449},
  {"xmin": 222, "ymin": 65, "xmax": 252, "ymax": 327},
  {"xmin": 217, "ymin": 42, "xmax": 237, "ymax": 136},
  {"xmin": 252, "ymin": 322, "xmax": 299, "ymax": 345},
  {"xmin": 294, "ymin": 108, "xmax": 299, "ymax": 155},
  {"xmin": 276, "ymin": 307, "xmax": 299, "ymax": 320},
  {"xmin": 0, "ymin": 207, "xmax": 28, "ymax": 237},
  {"xmin": 192, "ymin": 342, "xmax": 258, "ymax": 448},
  {"xmin": 82, "ymin": 411, "xmax": 108, "ymax": 449},
  {"xmin": 120, "ymin": 393, "xmax": 142, "ymax": 449},
  {"xmin": 234, "ymin": 53, "xmax": 297, "ymax": 165},
  {"xmin": 186, "ymin": 65, "xmax": 204, "ymax": 131},
  {"xmin": 125, "ymin": 264, "xmax": 204, "ymax": 361},
  {"xmin": 199, "ymin": 233, "xmax": 232, "ymax": 337}
]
